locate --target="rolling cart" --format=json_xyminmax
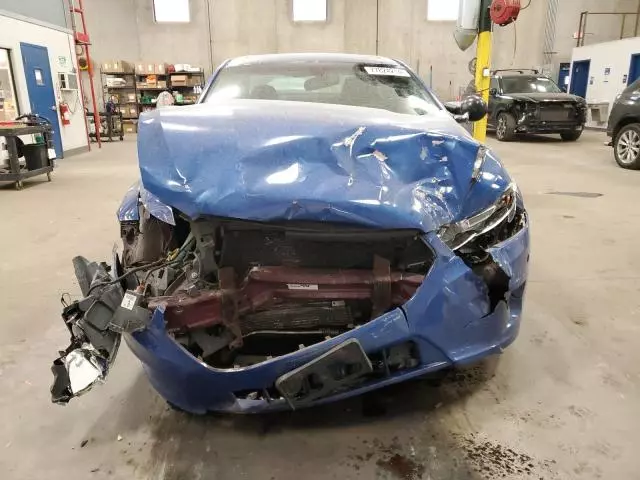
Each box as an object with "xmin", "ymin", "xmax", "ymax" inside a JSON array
[
  {"xmin": 0, "ymin": 115, "xmax": 55, "ymax": 190},
  {"xmin": 87, "ymin": 110, "xmax": 124, "ymax": 142}
]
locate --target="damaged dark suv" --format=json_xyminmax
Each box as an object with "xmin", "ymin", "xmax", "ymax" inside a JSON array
[
  {"xmin": 488, "ymin": 70, "xmax": 587, "ymax": 142},
  {"xmin": 51, "ymin": 54, "xmax": 529, "ymax": 414}
]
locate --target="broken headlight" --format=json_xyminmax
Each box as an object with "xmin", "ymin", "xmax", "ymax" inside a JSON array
[{"xmin": 438, "ymin": 183, "xmax": 518, "ymax": 251}]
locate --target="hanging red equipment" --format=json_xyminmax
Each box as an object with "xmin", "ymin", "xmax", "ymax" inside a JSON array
[{"xmin": 490, "ymin": 0, "xmax": 521, "ymax": 26}]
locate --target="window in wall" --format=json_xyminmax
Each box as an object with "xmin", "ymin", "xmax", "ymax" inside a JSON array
[
  {"xmin": 0, "ymin": 49, "xmax": 20, "ymax": 121},
  {"xmin": 292, "ymin": 0, "xmax": 327, "ymax": 22},
  {"xmin": 153, "ymin": 0, "xmax": 190, "ymax": 23},
  {"xmin": 427, "ymin": 0, "xmax": 460, "ymax": 21}
]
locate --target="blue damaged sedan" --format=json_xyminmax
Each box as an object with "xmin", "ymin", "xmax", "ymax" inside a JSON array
[{"xmin": 51, "ymin": 54, "xmax": 529, "ymax": 414}]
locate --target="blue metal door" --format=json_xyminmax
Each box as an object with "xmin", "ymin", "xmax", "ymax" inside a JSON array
[
  {"xmin": 570, "ymin": 60, "xmax": 590, "ymax": 98},
  {"xmin": 20, "ymin": 42, "xmax": 63, "ymax": 158},
  {"xmin": 627, "ymin": 54, "xmax": 640, "ymax": 85}
]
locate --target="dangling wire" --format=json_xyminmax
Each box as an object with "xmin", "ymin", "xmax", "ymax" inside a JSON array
[
  {"xmin": 521, "ymin": 0, "xmax": 532, "ymax": 10},
  {"xmin": 60, "ymin": 293, "xmax": 72, "ymax": 308}
]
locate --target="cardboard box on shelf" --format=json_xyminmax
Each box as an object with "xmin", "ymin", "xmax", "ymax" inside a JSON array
[
  {"xmin": 135, "ymin": 63, "xmax": 146, "ymax": 74},
  {"xmin": 145, "ymin": 63, "xmax": 155, "ymax": 74},
  {"xmin": 101, "ymin": 61, "xmax": 113, "ymax": 72},
  {"xmin": 157, "ymin": 80, "xmax": 167, "ymax": 89},
  {"xmin": 171, "ymin": 74, "xmax": 188, "ymax": 87},
  {"xmin": 155, "ymin": 63, "xmax": 168, "ymax": 75},
  {"xmin": 111, "ymin": 60, "xmax": 133, "ymax": 73},
  {"xmin": 123, "ymin": 121, "xmax": 137, "ymax": 134}
]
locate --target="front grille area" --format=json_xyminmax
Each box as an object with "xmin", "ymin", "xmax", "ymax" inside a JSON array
[{"xmin": 539, "ymin": 104, "xmax": 575, "ymax": 122}]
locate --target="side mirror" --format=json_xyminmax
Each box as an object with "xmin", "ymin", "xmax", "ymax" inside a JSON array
[
  {"xmin": 444, "ymin": 101, "xmax": 463, "ymax": 115},
  {"xmin": 460, "ymin": 95, "xmax": 487, "ymax": 122},
  {"xmin": 444, "ymin": 101, "xmax": 467, "ymax": 124},
  {"xmin": 489, "ymin": 88, "xmax": 498, "ymax": 96},
  {"xmin": 444, "ymin": 95, "xmax": 487, "ymax": 123}
]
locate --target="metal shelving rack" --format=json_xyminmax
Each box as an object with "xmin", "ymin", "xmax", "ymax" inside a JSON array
[
  {"xmin": 100, "ymin": 68, "xmax": 206, "ymax": 120},
  {"xmin": 137, "ymin": 73, "xmax": 168, "ymax": 115},
  {"xmin": 101, "ymin": 70, "xmax": 138, "ymax": 120},
  {"xmin": 169, "ymin": 71, "xmax": 205, "ymax": 107}
]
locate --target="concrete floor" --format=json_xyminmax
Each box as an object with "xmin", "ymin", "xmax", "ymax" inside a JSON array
[{"xmin": 1, "ymin": 130, "xmax": 639, "ymax": 480}]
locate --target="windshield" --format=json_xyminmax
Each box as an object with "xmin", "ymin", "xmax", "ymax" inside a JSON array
[
  {"xmin": 501, "ymin": 76, "xmax": 562, "ymax": 94},
  {"xmin": 203, "ymin": 61, "xmax": 441, "ymax": 116}
]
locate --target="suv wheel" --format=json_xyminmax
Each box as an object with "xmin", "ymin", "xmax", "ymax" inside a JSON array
[
  {"xmin": 496, "ymin": 113, "xmax": 516, "ymax": 141},
  {"xmin": 614, "ymin": 123, "xmax": 640, "ymax": 170},
  {"xmin": 560, "ymin": 129, "xmax": 583, "ymax": 141}
]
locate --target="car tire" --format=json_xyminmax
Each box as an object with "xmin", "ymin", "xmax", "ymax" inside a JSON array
[
  {"xmin": 560, "ymin": 129, "xmax": 583, "ymax": 141},
  {"xmin": 496, "ymin": 112, "xmax": 516, "ymax": 141},
  {"xmin": 614, "ymin": 123, "xmax": 640, "ymax": 170}
]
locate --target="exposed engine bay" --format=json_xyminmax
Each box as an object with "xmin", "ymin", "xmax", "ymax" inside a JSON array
[{"xmin": 119, "ymin": 212, "xmax": 436, "ymax": 369}]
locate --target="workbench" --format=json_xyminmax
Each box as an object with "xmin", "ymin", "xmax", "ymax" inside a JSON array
[{"xmin": 0, "ymin": 124, "xmax": 54, "ymax": 190}]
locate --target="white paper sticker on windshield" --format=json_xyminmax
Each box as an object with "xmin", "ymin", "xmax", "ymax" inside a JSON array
[
  {"xmin": 287, "ymin": 283, "xmax": 319, "ymax": 291},
  {"xmin": 364, "ymin": 66, "xmax": 410, "ymax": 77}
]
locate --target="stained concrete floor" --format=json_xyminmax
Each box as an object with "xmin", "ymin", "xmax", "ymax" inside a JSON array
[{"xmin": 1, "ymin": 130, "xmax": 639, "ymax": 480}]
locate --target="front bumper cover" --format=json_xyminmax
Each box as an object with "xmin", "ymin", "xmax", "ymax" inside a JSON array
[
  {"xmin": 514, "ymin": 111, "xmax": 585, "ymax": 134},
  {"xmin": 51, "ymin": 223, "xmax": 529, "ymax": 413}
]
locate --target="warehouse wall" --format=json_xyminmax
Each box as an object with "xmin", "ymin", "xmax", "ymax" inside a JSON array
[
  {"xmin": 0, "ymin": 13, "xmax": 87, "ymax": 154},
  {"xmin": 80, "ymin": 0, "xmax": 640, "ymax": 101},
  {"xmin": 81, "ymin": 0, "xmax": 545, "ymax": 100},
  {"xmin": 553, "ymin": 0, "xmax": 639, "ymax": 70}
]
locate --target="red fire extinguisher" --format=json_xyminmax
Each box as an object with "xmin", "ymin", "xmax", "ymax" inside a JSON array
[{"xmin": 59, "ymin": 102, "xmax": 71, "ymax": 126}]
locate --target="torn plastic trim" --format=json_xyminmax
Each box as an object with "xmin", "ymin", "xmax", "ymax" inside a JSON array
[
  {"xmin": 51, "ymin": 256, "xmax": 152, "ymax": 405},
  {"xmin": 51, "ymin": 345, "xmax": 108, "ymax": 404}
]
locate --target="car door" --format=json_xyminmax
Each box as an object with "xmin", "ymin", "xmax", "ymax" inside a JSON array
[{"xmin": 20, "ymin": 42, "xmax": 63, "ymax": 158}]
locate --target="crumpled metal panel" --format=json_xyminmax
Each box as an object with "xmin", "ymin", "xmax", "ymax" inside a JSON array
[
  {"xmin": 137, "ymin": 100, "xmax": 512, "ymax": 232},
  {"xmin": 117, "ymin": 181, "xmax": 176, "ymax": 226}
]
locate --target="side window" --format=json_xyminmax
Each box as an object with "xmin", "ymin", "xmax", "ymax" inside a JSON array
[{"xmin": 490, "ymin": 77, "xmax": 499, "ymax": 94}]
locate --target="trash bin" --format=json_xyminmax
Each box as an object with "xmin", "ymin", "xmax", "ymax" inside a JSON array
[{"xmin": 22, "ymin": 143, "xmax": 48, "ymax": 171}]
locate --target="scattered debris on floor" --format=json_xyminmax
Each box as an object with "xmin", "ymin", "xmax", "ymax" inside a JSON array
[
  {"xmin": 457, "ymin": 434, "xmax": 557, "ymax": 478},
  {"xmin": 376, "ymin": 453, "xmax": 426, "ymax": 480},
  {"xmin": 344, "ymin": 436, "xmax": 427, "ymax": 480}
]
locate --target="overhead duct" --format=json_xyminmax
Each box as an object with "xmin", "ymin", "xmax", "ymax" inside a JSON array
[{"xmin": 454, "ymin": 0, "xmax": 482, "ymax": 51}]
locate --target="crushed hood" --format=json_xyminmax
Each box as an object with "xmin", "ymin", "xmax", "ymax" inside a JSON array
[{"xmin": 137, "ymin": 100, "xmax": 511, "ymax": 232}]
